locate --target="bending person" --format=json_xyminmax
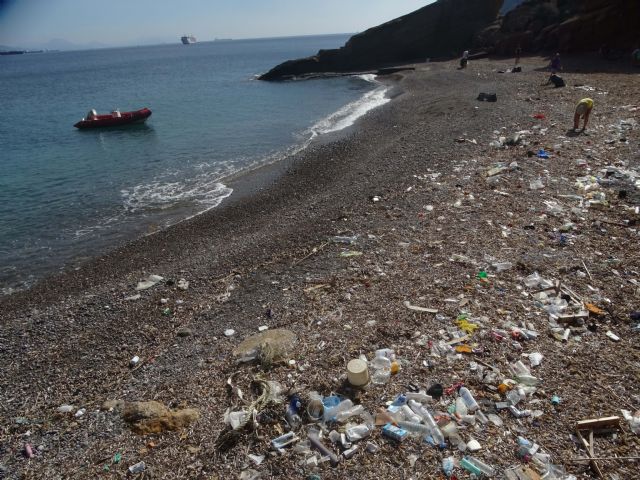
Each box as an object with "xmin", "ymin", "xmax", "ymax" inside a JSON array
[{"xmin": 574, "ymin": 98, "xmax": 593, "ymax": 131}]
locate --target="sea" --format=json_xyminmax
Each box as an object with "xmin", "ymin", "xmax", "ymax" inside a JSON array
[{"xmin": 0, "ymin": 34, "xmax": 390, "ymax": 295}]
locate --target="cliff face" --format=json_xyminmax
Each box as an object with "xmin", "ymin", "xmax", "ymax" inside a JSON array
[
  {"xmin": 259, "ymin": 0, "xmax": 502, "ymax": 80},
  {"xmin": 475, "ymin": 0, "xmax": 640, "ymax": 54}
]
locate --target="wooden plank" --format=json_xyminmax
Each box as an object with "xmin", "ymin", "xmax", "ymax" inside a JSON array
[
  {"xmin": 576, "ymin": 429, "xmax": 604, "ymax": 479},
  {"xmin": 577, "ymin": 416, "xmax": 621, "ymax": 431}
]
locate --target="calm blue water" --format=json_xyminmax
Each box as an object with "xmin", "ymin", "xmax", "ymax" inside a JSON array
[{"xmin": 0, "ymin": 35, "xmax": 389, "ymax": 294}]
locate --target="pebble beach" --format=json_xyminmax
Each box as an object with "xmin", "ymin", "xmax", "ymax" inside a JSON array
[{"xmin": 1, "ymin": 55, "xmax": 639, "ymax": 479}]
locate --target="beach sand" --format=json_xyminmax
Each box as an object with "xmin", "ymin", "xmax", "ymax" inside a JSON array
[{"xmin": 1, "ymin": 55, "xmax": 639, "ymax": 478}]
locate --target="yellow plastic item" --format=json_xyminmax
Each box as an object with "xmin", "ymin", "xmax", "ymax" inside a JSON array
[
  {"xmin": 456, "ymin": 319, "xmax": 480, "ymax": 334},
  {"xmin": 455, "ymin": 345, "xmax": 473, "ymax": 354}
]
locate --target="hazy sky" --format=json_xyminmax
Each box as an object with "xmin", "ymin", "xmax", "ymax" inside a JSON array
[{"xmin": 0, "ymin": 0, "xmax": 436, "ymax": 48}]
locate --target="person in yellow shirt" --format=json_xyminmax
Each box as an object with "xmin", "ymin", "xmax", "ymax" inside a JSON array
[{"xmin": 574, "ymin": 98, "xmax": 593, "ymax": 131}]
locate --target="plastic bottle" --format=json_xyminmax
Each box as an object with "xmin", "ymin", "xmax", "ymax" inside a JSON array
[
  {"xmin": 399, "ymin": 405, "xmax": 422, "ymax": 424},
  {"xmin": 285, "ymin": 394, "xmax": 302, "ymax": 430},
  {"xmin": 408, "ymin": 400, "xmax": 445, "ymax": 447},
  {"xmin": 324, "ymin": 399, "xmax": 352, "ymax": 422},
  {"xmin": 405, "ymin": 392, "xmax": 433, "ymax": 403},
  {"xmin": 442, "ymin": 456, "xmax": 455, "ymax": 477},
  {"xmin": 461, "ymin": 456, "xmax": 495, "ymax": 476},
  {"xmin": 475, "ymin": 410, "xmax": 489, "ymax": 424},
  {"xmin": 335, "ymin": 404, "xmax": 364, "ymax": 423},
  {"xmin": 506, "ymin": 389, "xmax": 523, "ymax": 406},
  {"xmin": 458, "ymin": 387, "xmax": 479, "ymax": 411},
  {"xmin": 398, "ymin": 420, "xmax": 431, "ymax": 436},
  {"xmin": 371, "ymin": 353, "xmax": 391, "ymax": 385},
  {"xmin": 455, "ymin": 397, "xmax": 468, "ymax": 416}
]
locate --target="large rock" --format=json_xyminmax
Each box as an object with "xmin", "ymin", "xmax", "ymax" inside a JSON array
[
  {"xmin": 259, "ymin": 0, "xmax": 502, "ymax": 80},
  {"xmin": 475, "ymin": 0, "xmax": 640, "ymax": 54},
  {"xmin": 233, "ymin": 329, "xmax": 297, "ymax": 363}
]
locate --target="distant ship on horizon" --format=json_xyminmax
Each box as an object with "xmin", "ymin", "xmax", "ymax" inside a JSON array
[{"xmin": 181, "ymin": 35, "xmax": 196, "ymax": 45}]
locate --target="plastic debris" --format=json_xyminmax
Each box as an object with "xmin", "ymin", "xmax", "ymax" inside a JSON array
[
  {"xmin": 128, "ymin": 461, "xmax": 145, "ymax": 474},
  {"xmin": 135, "ymin": 274, "xmax": 163, "ymax": 291}
]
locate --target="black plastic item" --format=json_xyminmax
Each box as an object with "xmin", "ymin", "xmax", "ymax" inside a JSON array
[
  {"xmin": 427, "ymin": 383, "xmax": 444, "ymax": 400},
  {"xmin": 477, "ymin": 92, "xmax": 497, "ymax": 102}
]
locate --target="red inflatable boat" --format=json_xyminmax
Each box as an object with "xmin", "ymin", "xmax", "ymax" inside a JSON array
[{"xmin": 74, "ymin": 107, "xmax": 152, "ymax": 129}]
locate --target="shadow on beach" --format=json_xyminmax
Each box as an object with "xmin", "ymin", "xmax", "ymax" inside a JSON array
[{"xmin": 528, "ymin": 52, "xmax": 640, "ymax": 75}]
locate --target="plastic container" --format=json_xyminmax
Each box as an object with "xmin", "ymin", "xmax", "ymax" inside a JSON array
[
  {"xmin": 346, "ymin": 424, "xmax": 371, "ymax": 442},
  {"xmin": 347, "ymin": 359, "xmax": 370, "ymax": 387},
  {"xmin": 307, "ymin": 392, "xmax": 324, "ymax": 421},
  {"xmin": 381, "ymin": 423, "xmax": 408, "ymax": 442},
  {"xmin": 371, "ymin": 353, "xmax": 391, "ymax": 385}
]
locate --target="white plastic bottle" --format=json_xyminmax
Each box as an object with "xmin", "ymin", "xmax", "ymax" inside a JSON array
[{"xmin": 458, "ymin": 387, "xmax": 479, "ymax": 411}]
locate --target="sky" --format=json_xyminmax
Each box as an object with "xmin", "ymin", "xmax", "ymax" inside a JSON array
[{"xmin": 0, "ymin": 0, "xmax": 436, "ymax": 49}]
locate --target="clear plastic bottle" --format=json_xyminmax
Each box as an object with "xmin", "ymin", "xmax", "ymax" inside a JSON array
[
  {"xmin": 335, "ymin": 404, "xmax": 364, "ymax": 423},
  {"xmin": 458, "ymin": 387, "xmax": 479, "ymax": 411},
  {"xmin": 455, "ymin": 397, "xmax": 468, "ymax": 416},
  {"xmin": 324, "ymin": 399, "xmax": 352, "ymax": 422},
  {"xmin": 400, "ymin": 405, "xmax": 422, "ymax": 424},
  {"xmin": 442, "ymin": 456, "xmax": 455, "ymax": 477},
  {"xmin": 397, "ymin": 420, "xmax": 431, "ymax": 436},
  {"xmin": 408, "ymin": 400, "xmax": 445, "ymax": 447},
  {"xmin": 371, "ymin": 353, "xmax": 391, "ymax": 385}
]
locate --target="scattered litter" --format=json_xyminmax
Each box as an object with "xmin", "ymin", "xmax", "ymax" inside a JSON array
[{"xmin": 135, "ymin": 274, "xmax": 163, "ymax": 291}]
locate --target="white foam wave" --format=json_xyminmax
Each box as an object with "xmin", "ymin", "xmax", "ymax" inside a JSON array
[
  {"xmin": 309, "ymin": 75, "xmax": 390, "ymax": 137},
  {"xmin": 121, "ymin": 173, "xmax": 232, "ymax": 213}
]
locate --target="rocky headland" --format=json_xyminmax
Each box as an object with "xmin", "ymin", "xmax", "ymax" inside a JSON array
[{"xmin": 260, "ymin": 0, "xmax": 640, "ymax": 80}]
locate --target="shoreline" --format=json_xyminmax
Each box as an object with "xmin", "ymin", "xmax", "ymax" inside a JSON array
[
  {"xmin": 1, "ymin": 55, "xmax": 639, "ymax": 478},
  {"xmin": 0, "ymin": 73, "xmax": 391, "ymax": 298}
]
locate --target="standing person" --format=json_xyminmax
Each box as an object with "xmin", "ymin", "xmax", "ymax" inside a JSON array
[
  {"xmin": 515, "ymin": 44, "xmax": 522, "ymax": 65},
  {"xmin": 549, "ymin": 53, "xmax": 562, "ymax": 71},
  {"xmin": 574, "ymin": 98, "xmax": 594, "ymax": 131},
  {"xmin": 460, "ymin": 50, "xmax": 469, "ymax": 69}
]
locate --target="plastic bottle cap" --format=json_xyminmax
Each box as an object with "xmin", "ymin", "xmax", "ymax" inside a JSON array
[{"xmin": 347, "ymin": 359, "xmax": 369, "ymax": 386}]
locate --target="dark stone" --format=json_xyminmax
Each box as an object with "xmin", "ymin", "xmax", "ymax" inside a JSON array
[{"xmin": 259, "ymin": 0, "xmax": 502, "ymax": 80}]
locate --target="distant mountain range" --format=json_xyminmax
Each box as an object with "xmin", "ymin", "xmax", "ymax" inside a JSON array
[{"xmin": 0, "ymin": 38, "xmax": 109, "ymax": 52}]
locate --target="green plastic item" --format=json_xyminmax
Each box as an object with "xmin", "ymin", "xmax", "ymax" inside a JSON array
[
  {"xmin": 460, "ymin": 457, "xmax": 482, "ymax": 476},
  {"xmin": 477, "ymin": 270, "xmax": 488, "ymax": 279},
  {"xmin": 113, "ymin": 452, "xmax": 122, "ymax": 464}
]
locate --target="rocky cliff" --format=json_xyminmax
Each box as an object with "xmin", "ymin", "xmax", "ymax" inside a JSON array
[
  {"xmin": 259, "ymin": 0, "xmax": 502, "ymax": 80},
  {"xmin": 475, "ymin": 0, "xmax": 640, "ymax": 55}
]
